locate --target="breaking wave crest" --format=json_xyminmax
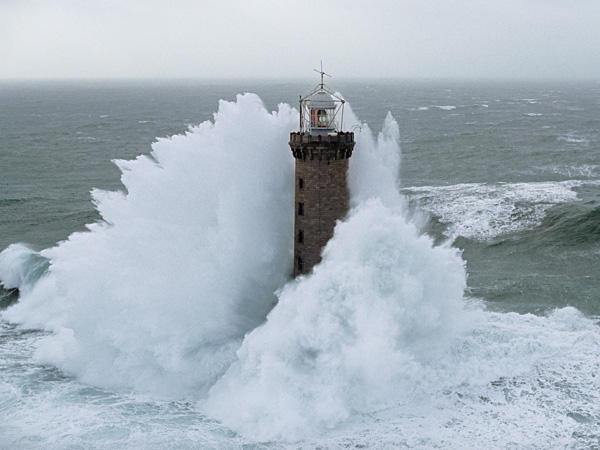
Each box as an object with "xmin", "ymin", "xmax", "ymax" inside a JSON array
[
  {"xmin": 403, "ymin": 181, "xmax": 597, "ymax": 241},
  {"xmin": 0, "ymin": 243, "xmax": 49, "ymax": 292}
]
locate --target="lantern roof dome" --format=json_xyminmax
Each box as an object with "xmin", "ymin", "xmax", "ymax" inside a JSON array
[{"xmin": 309, "ymin": 90, "xmax": 336, "ymax": 110}]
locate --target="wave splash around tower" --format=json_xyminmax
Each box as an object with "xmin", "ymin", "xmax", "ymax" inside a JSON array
[{"xmin": 1, "ymin": 91, "xmax": 598, "ymax": 447}]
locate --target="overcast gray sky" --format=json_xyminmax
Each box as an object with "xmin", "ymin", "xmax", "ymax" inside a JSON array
[{"xmin": 1, "ymin": 0, "xmax": 599, "ymax": 80}]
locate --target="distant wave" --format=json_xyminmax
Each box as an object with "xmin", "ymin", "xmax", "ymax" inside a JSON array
[
  {"xmin": 517, "ymin": 98, "xmax": 541, "ymax": 104},
  {"xmin": 531, "ymin": 164, "xmax": 600, "ymax": 178},
  {"xmin": 557, "ymin": 134, "xmax": 589, "ymax": 144},
  {"xmin": 536, "ymin": 203, "xmax": 600, "ymax": 245},
  {"xmin": 410, "ymin": 105, "xmax": 458, "ymax": 111},
  {"xmin": 0, "ymin": 198, "xmax": 28, "ymax": 206}
]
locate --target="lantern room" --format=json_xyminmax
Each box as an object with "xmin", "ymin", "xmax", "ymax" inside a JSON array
[
  {"xmin": 309, "ymin": 91, "xmax": 336, "ymax": 131},
  {"xmin": 299, "ymin": 70, "xmax": 346, "ymax": 136}
]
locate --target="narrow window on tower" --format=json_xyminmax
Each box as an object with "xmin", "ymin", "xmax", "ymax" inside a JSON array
[
  {"xmin": 297, "ymin": 256, "xmax": 304, "ymax": 272},
  {"xmin": 297, "ymin": 230, "xmax": 304, "ymax": 243},
  {"xmin": 299, "ymin": 178, "xmax": 304, "ymax": 189},
  {"xmin": 298, "ymin": 202, "xmax": 304, "ymax": 216}
]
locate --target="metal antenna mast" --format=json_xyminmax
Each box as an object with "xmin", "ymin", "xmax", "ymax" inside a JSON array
[{"xmin": 313, "ymin": 61, "xmax": 331, "ymax": 89}]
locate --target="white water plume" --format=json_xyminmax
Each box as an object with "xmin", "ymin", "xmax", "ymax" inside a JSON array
[
  {"xmin": 200, "ymin": 107, "xmax": 469, "ymax": 440},
  {"xmin": 2, "ymin": 94, "xmax": 297, "ymax": 397},
  {"xmin": 204, "ymin": 198, "xmax": 467, "ymax": 441}
]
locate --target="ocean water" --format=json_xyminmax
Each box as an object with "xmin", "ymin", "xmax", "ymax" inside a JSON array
[{"xmin": 0, "ymin": 80, "xmax": 599, "ymax": 449}]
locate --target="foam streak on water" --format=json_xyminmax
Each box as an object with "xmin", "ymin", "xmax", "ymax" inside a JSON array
[{"xmin": 1, "ymin": 93, "xmax": 600, "ymax": 448}]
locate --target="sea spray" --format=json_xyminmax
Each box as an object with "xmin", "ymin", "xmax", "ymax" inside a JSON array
[
  {"xmin": 348, "ymin": 111, "xmax": 404, "ymax": 209},
  {"xmin": 204, "ymin": 198, "xmax": 467, "ymax": 441},
  {"xmin": 1, "ymin": 93, "xmax": 297, "ymax": 397},
  {"xmin": 202, "ymin": 108, "xmax": 470, "ymax": 440}
]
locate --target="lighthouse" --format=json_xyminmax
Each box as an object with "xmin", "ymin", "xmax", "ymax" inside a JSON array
[{"xmin": 289, "ymin": 70, "xmax": 355, "ymax": 276}]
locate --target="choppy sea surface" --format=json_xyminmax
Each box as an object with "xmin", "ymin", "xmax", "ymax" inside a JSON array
[{"xmin": 1, "ymin": 80, "xmax": 599, "ymax": 449}]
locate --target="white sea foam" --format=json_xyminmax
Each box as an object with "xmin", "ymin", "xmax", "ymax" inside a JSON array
[
  {"xmin": 404, "ymin": 181, "xmax": 584, "ymax": 240},
  {"xmin": 313, "ymin": 306, "xmax": 600, "ymax": 449},
  {"xmin": 2, "ymin": 304, "xmax": 600, "ymax": 448}
]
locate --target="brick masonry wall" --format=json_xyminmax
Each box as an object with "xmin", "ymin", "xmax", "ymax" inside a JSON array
[{"xmin": 289, "ymin": 132, "xmax": 355, "ymax": 276}]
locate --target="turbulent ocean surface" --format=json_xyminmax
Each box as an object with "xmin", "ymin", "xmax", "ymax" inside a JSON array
[{"xmin": 1, "ymin": 80, "xmax": 599, "ymax": 449}]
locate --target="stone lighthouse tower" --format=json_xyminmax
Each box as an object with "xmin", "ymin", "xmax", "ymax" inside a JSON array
[{"xmin": 289, "ymin": 70, "xmax": 355, "ymax": 276}]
